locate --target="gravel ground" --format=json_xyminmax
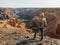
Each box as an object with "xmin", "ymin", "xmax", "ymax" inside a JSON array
[{"xmin": 0, "ymin": 28, "xmax": 60, "ymax": 45}]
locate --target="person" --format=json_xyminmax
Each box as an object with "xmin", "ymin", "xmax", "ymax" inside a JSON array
[{"xmin": 31, "ymin": 12, "xmax": 47, "ymax": 41}]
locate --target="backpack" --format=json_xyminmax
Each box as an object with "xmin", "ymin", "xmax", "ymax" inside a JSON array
[{"xmin": 39, "ymin": 17, "xmax": 47, "ymax": 28}]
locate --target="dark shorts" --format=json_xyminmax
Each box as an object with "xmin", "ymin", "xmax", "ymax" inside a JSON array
[
  {"xmin": 32, "ymin": 27, "xmax": 43, "ymax": 32},
  {"xmin": 32, "ymin": 27, "xmax": 39, "ymax": 32}
]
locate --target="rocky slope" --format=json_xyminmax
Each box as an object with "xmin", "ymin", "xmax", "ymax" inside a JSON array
[
  {"xmin": 0, "ymin": 8, "xmax": 60, "ymax": 45},
  {"xmin": 0, "ymin": 8, "xmax": 19, "ymax": 20},
  {"xmin": 0, "ymin": 28, "xmax": 60, "ymax": 45}
]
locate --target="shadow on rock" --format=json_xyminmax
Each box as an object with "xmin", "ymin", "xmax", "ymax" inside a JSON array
[
  {"xmin": 16, "ymin": 39, "xmax": 41, "ymax": 45},
  {"xmin": 16, "ymin": 39, "xmax": 29, "ymax": 45}
]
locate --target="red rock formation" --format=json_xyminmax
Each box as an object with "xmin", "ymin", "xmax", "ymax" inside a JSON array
[
  {"xmin": 56, "ymin": 23, "xmax": 60, "ymax": 34},
  {"xmin": 20, "ymin": 23, "xmax": 26, "ymax": 30},
  {"xmin": 49, "ymin": 25, "xmax": 57, "ymax": 38},
  {"xmin": 7, "ymin": 18, "xmax": 18, "ymax": 27}
]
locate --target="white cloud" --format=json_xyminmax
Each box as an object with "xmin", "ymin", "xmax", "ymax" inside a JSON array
[{"xmin": 0, "ymin": 0, "xmax": 60, "ymax": 8}]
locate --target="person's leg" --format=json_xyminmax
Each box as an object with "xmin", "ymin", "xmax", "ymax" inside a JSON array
[
  {"xmin": 39, "ymin": 28, "xmax": 44, "ymax": 41},
  {"xmin": 32, "ymin": 28, "xmax": 39, "ymax": 40},
  {"xmin": 32, "ymin": 30, "xmax": 37, "ymax": 40}
]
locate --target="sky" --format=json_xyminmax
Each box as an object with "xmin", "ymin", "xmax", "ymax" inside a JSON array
[{"xmin": 0, "ymin": 0, "xmax": 60, "ymax": 8}]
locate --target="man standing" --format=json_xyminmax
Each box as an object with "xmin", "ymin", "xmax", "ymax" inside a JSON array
[{"xmin": 31, "ymin": 12, "xmax": 47, "ymax": 41}]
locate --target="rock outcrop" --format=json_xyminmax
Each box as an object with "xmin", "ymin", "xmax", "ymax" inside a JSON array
[{"xmin": 0, "ymin": 8, "xmax": 19, "ymax": 20}]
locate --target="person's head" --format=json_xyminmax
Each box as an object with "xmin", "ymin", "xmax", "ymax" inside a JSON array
[
  {"xmin": 33, "ymin": 15, "xmax": 39, "ymax": 21},
  {"xmin": 34, "ymin": 15, "xmax": 39, "ymax": 19},
  {"xmin": 40, "ymin": 12, "xmax": 45, "ymax": 17}
]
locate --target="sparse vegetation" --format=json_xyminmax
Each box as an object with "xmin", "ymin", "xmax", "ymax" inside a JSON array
[
  {"xmin": 18, "ymin": 18, "xmax": 28, "ymax": 25},
  {"xmin": 0, "ymin": 8, "xmax": 60, "ymax": 45}
]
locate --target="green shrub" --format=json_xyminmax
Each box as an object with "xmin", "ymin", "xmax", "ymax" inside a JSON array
[{"xmin": 18, "ymin": 19, "xmax": 28, "ymax": 24}]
